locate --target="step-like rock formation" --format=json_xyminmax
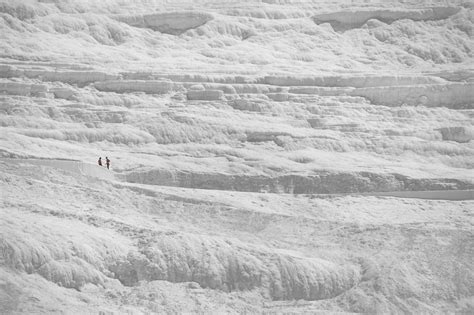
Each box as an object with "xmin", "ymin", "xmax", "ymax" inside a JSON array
[
  {"xmin": 0, "ymin": 65, "xmax": 119, "ymax": 86},
  {"xmin": 187, "ymin": 89, "xmax": 224, "ymax": 101},
  {"xmin": 364, "ymin": 189, "xmax": 474, "ymax": 200},
  {"xmin": 123, "ymin": 169, "xmax": 473, "ymax": 194},
  {"xmin": 114, "ymin": 11, "xmax": 213, "ymax": 35},
  {"xmin": 0, "ymin": 82, "xmax": 47, "ymax": 96},
  {"xmin": 183, "ymin": 82, "xmax": 237, "ymax": 94},
  {"xmin": 288, "ymin": 86, "xmax": 354, "ymax": 96},
  {"xmin": 350, "ymin": 83, "xmax": 474, "ymax": 108},
  {"xmin": 267, "ymin": 93, "xmax": 289, "ymax": 102},
  {"xmin": 264, "ymin": 75, "xmax": 445, "ymax": 88},
  {"xmin": 313, "ymin": 7, "xmax": 461, "ymax": 31},
  {"xmin": 94, "ymin": 80, "xmax": 178, "ymax": 94}
]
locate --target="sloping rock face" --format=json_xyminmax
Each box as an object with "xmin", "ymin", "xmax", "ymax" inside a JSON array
[
  {"xmin": 313, "ymin": 7, "xmax": 461, "ymax": 31},
  {"xmin": 108, "ymin": 233, "xmax": 360, "ymax": 301},
  {"xmin": 123, "ymin": 169, "xmax": 473, "ymax": 194},
  {"xmin": 2, "ymin": 158, "xmax": 115, "ymax": 181},
  {"xmin": 114, "ymin": 11, "xmax": 213, "ymax": 35}
]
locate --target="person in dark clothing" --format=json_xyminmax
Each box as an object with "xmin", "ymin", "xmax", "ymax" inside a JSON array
[
  {"xmin": 98, "ymin": 157, "xmax": 102, "ymax": 166},
  {"xmin": 105, "ymin": 157, "xmax": 110, "ymax": 170}
]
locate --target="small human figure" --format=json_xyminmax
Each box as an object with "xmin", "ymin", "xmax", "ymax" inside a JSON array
[
  {"xmin": 105, "ymin": 156, "xmax": 110, "ymax": 170},
  {"xmin": 98, "ymin": 157, "xmax": 102, "ymax": 166}
]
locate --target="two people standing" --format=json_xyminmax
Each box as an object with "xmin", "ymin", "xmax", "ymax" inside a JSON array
[{"xmin": 98, "ymin": 156, "xmax": 110, "ymax": 169}]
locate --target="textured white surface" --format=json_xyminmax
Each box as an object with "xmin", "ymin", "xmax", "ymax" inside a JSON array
[{"xmin": 0, "ymin": 0, "xmax": 473, "ymax": 313}]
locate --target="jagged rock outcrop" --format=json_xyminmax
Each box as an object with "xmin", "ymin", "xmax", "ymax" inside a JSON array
[
  {"xmin": 313, "ymin": 7, "xmax": 461, "ymax": 31},
  {"xmin": 114, "ymin": 11, "xmax": 213, "ymax": 35}
]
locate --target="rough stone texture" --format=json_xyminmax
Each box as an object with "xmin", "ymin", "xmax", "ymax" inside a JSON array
[
  {"xmin": 438, "ymin": 126, "xmax": 473, "ymax": 143},
  {"xmin": 50, "ymin": 87, "xmax": 75, "ymax": 100},
  {"xmin": 108, "ymin": 233, "xmax": 360, "ymax": 301},
  {"xmin": 94, "ymin": 80, "xmax": 177, "ymax": 94},
  {"xmin": 351, "ymin": 83, "xmax": 474, "ymax": 108},
  {"xmin": 267, "ymin": 93, "xmax": 288, "ymax": 102},
  {"xmin": 186, "ymin": 89, "xmax": 224, "ymax": 101},
  {"xmin": 0, "ymin": 82, "xmax": 47, "ymax": 96}
]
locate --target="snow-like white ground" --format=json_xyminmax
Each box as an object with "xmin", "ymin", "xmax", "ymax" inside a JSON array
[{"xmin": 1, "ymin": 0, "xmax": 473, "ymax": 313}]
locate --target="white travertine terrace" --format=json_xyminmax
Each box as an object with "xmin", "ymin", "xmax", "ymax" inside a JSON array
[
  {"xmin": 114, "ymin": 11, "xmax": 214, "ymax": 35},
  {"xmin": 0, "ymin": 0, "xmax": 473, "ymax": 313},
  {"xmin": 313, "ymin": 7, "xmax": 462, "ymax": 31}
]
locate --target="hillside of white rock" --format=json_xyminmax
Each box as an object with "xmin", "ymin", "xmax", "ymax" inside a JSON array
[{"xmin": 1, "ymin": 0, "xmax": 473, "ymax": 313}]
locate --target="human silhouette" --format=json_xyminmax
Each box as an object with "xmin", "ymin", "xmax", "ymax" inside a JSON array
[
  {"xmin": 98, "ymin": 157, "xmax": 102, "ymax": 166},
  {"xmin": 105, "ymin": 156, "xmax": 110, "ymax": 170}
]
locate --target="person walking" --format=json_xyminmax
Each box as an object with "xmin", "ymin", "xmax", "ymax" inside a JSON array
[
  {"xmin": 105, "ymin": 156, "xmax": 110, "ymax": 170},
  {"xmin": 98, "ymin": 157, "xmax": 102, "ymax": 166}
]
